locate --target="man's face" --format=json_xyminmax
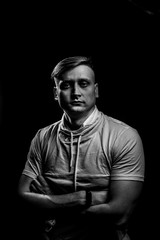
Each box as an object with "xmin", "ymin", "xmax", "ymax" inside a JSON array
[{"xmin": 54, "ymin": 65, "xmax": 99, "ymax": 118}]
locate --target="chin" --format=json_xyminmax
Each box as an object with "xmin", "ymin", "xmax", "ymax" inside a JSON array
[
  {"xmin": 66, "ymin": 106, "xmax": 86, "ymax": 117},
  {"xmin": 70, "ymin": 106, "xmax": 85, "ymax": 112}
]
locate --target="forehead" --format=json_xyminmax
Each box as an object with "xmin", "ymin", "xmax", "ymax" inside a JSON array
[{"xmin": 61, "ymin": 65, "xmax": 95, "ymax": 81}]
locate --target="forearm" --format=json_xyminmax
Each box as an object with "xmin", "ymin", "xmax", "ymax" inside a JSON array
[
  {"xmin": 85, "ymin": 181, "xmax": 143, "ymax": 227},
  {"xmin": 86, "ymin": 201, "xmax": 133, "ymax": 227},
  {"xmin": 87, "ymin": 203, "xmax": 115, "ymax": 216},
  {"xmin": 20, "ymin": 191, "xmax": 86, "ymax": 210}
]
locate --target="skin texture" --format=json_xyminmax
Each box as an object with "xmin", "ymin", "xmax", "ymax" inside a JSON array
[{"xmin": 18, "ymin": 64, "xmax": 144, "ymax": 230}]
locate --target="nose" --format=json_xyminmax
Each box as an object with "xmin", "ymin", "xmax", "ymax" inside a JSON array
[{"xmin": 71, "ymin": 83, "xmax": 81, "ymax": 98}]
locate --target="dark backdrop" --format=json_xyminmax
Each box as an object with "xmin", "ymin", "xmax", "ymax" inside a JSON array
[{"xmin": 1, "ymin": 1, "xmax": 159, "ymax": 239}]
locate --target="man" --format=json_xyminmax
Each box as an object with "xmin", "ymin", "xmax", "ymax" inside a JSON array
[{"xmin": 18, "ymin": 56, "xmax": 145, "ymax": 240}]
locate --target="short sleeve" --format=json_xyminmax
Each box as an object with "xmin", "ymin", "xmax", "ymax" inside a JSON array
[
  {"xmin": 22, "ymin": 130, "xmax": 43, "ymax": 179},
  {"xmin": 111, "ymin": 127, "xmax": 145, "ymax": 181}
]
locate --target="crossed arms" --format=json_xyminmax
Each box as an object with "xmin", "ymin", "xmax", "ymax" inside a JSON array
[{"xmin": 18, "ymin": 174, "xmax": 143, "ymax": 228}]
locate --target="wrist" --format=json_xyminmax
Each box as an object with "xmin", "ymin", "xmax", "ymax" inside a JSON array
[{"xmin": 86, "ymin": 190, "xmax": 92, "ymax": 207}]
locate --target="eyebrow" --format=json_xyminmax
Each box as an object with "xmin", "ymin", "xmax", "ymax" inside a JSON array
[{"xmin": 61, "ymin": 77, "xmax": 92, "ymax": 82}]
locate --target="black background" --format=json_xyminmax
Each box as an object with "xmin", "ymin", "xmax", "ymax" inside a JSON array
[{"xmin": 1, "ymin": 1, "xmax": 160, "ymax": 239}]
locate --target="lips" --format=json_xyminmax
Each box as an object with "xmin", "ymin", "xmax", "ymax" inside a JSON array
[
  {"xmin": 71, "ymin": 101, "xmax": 83, "ymax": 105},
  {"xmin": 70, "ymin": 101, "xmax": 84, "ymax": 105}
]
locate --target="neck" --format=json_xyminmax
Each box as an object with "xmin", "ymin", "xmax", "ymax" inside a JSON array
[
  {"xmin": 64, "ymin": 108, "xmax": 95, "ymax": 130},
  {"xmin": 67, "ymin": 118, "xmax": 85, "ymax": 130}
]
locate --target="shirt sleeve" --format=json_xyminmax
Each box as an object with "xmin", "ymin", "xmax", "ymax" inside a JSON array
[
  {"xmin": 110, "ymin": 127, "xmax": 145, "ymax": 181},
  {"xmin": 22, "ymin": 130, "xmax": 43, "ymax": 179}
]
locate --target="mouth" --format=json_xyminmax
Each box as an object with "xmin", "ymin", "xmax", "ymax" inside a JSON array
[{"xmin": 70, "ymin": 101, "xmax": 84, "ymax": 105}]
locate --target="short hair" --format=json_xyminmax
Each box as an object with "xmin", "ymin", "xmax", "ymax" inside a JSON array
[{"xmin": 51, "ymin": 56, "xmax": 95, "ymax": 82}]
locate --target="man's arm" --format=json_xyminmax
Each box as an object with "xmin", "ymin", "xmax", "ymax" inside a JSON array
[
  {"xmin": 18, "ymin": 174, "xmax": 87, "ymax": 210},
  {"xmin": 18, "ymin": 175, "xmax": 143, "ymax": 227},
  {"xmin": 85, "ymin": 180, "xmax": 143, "ymax": 228}
]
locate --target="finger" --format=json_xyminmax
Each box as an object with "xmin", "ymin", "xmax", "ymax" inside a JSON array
[
  {"xmin": 37, "ymin": 175, "xmax": 48, "ymax": 188},
  {"xmin": 32, "ymin": 178, "xmax": 42, "ymax": 188},
  {"xmin": 30, "ymin": 183, "xmax": 39, "ymax": 193},
  {"xmin": 30, "ymin": 178, "xmax": 45, "ymax": 194},
  {"xmin": 37, "ymin": 176, "xmax": 54, "ymax": 195}
]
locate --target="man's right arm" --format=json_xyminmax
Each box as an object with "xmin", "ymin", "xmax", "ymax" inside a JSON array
[{"xmin": 18, "ymin": 175, "xmax": 87, "ymax": 210}]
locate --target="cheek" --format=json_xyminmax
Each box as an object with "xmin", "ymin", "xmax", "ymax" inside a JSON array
[
  {"xmin": 84, "ymin": 89, "xmax": 96, "ymax": 100},
  {"xmin": 59, "ymin": 92, "xmax": 70, "ymax": 102}
]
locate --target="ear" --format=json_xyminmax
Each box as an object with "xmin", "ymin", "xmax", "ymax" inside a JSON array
[
  {"xmin": 95, "ymin": 83, "xmax": 99, "ymax": 98},
  {"xmin": 53, "ymin": 87, "xmax": 58, "ymax": 101}
]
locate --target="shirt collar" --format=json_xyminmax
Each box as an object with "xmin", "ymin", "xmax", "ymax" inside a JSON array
[
  {"xmin": 62, "ymin": 106, "xmax": 99, "ymax": 130},
  {"xmin": 83, "ymin": 106, "xmax": 98, "ymax": 126}
]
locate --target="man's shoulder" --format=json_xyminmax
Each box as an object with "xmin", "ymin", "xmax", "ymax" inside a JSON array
[
  {"xmin": 102, "ymin": 112, "xmax": 129, "ymax": 127},
  {"xmin": 41, "ymin": 120, "xmax": 61, "ymax": 131},
  {"xmin": 100, "ymin": 112, "xmax": 142, "ymax": 151},
  {"xmin": 101, "ymin": 112, "xmax": 138, "ymax": 136},
  {"xmin": 35, "ymin": 120, "xmax": 62, "ymax": 140}
]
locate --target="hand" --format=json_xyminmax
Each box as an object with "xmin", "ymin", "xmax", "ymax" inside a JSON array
[
  {"xmin": 91, "ymin": 190, "xmax": 108, "ymax": 205},
  {"xmin": 76, "ymin": 190, "xmax": 87, "ymax": 206},
  {"xmin": 30, "ymin": 175, "xmax": 53, "ymax": 195}
]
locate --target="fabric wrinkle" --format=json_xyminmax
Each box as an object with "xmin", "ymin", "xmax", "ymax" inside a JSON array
[
  {"xmin": 74, "ymin": 135, "xmax": 81, "ymax": 191},
  {"xmin": 60, "ymin": 126, "xmax": 82, "ymax": 192},
  {"xmin": 68, "ymin": 130, "xmax": 82, "ymax": 191},
  {"xmin": 70, "ymin": 132, "xmax": 74, "ymax": 171}
]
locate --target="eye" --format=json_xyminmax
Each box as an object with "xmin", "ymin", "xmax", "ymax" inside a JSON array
[
  {"xmin": 60, "ymin": 81, "xmax": 71, "ymax": 90},
  {"xmin": 79, "ymin": 80, "xmax": 89, "ymax": 88}
]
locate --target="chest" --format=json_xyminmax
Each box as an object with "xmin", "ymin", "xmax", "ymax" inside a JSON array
[
  {"xmin": 42, "ymin": 132, "xmax": 111, "ymax": 192},
  {"xmin": 45, "ymin": 133, "xmax": 110, "ymax": 171}
]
